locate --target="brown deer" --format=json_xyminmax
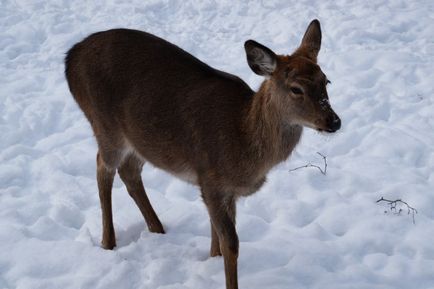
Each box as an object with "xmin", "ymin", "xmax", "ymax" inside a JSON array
[{"xmin": 65, "ymin": 19, "xmax": 340, "ymax": 289}]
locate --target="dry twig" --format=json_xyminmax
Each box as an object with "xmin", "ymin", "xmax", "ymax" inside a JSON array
[
  {"xmin": 376, "ymin": 197, "xmax": 418, "ymax": 224},
  {"xmin": 289, "ymin": 152, "xmax": 327, "ymax": 175}
]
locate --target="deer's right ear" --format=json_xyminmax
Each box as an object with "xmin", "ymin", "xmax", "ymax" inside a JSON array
[
  {"xmin": 295, "ymin": 19, "xmax": 322, "ymax": 62},
  {"xmin": 244, "ymin": 40, "xmax": 277, "ymax": 76}
]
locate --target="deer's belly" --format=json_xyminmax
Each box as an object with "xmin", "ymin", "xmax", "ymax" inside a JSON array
[{"xmin": 169, "ymin": 168, "xmax": 199, "ymax": 185}]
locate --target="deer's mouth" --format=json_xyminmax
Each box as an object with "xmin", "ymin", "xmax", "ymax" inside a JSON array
[
  {"xmin": 297, "ymin": 118, "xmax": 341, "ymax": 133},
  {"xmin": 316, "ymin": 115, "xmax": 341, "ymax": 133},
  {"xmin": 317, "ymin": 127, "xmax": 339, "ymax": 133}
]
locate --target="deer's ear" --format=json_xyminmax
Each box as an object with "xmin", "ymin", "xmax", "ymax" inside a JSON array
[
  {"xmin": 296, "ymin": 19, "xmax": 322, "ymax": 62},
  {"xmin": 244, "ymin": 40, "xmax": 277, "ymax": 76}
]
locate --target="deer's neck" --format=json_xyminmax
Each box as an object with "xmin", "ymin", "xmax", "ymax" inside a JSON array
[{"xmin": 243, "ymin": 81, "xmax": 303, "ymax": 167}]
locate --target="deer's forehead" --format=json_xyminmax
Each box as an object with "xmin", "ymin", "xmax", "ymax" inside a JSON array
[{"xmin": 278, "ymin": 56, "xmax": 324, "ymax": 80}]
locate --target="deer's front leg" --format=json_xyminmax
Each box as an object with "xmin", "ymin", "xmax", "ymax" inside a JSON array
[
  {"xmin": 202, "ymin": 188, "xmax": 238, "ymax": 289},
  {"xmin": 210, "ymin": 222, "xmax": 222, "ymax": 257}
]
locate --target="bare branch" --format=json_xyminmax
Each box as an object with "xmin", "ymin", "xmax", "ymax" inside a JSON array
[
  {"xmin": 376, "ymin": 197, "xmax": 418, "ymax": 224},
  {"xmin": 289, "ymin": 152, "xmax": 327, "ymax": 175}
]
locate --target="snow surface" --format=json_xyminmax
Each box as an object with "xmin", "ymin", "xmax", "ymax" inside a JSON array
[{"xmin": 1, "ymin": 0, "xmax": 434, "ymax": 288}]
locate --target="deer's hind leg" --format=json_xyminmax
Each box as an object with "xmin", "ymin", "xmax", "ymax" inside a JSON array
[
  {"xmin": 118, "ymin": 153, "xmax": 165, "ymax": 234},
  {"xmin": 96, "ymin": 148, "xmax": 121, "ymax": 250},
  {"xmin": 95, "ymin": 126, "xmax": 129, "ymax": 250}
]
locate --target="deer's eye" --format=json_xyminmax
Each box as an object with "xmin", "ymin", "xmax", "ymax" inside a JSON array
[{"xmin": 290, "ymin": 87, "xmax": 304, "ymax": 95}]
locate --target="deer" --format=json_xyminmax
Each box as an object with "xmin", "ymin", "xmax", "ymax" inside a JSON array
[{"xmin": 64, "ymin": 19, "xmax": 341, "ymax": 289}]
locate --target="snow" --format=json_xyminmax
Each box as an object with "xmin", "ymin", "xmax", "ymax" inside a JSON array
[{"xmin": 1, "ymin": 0, "xmax": 434, "ymax": 288}]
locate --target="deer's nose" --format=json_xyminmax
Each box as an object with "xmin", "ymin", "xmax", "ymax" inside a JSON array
[{"xmin": 328, "ymin": 115, "xmax": 341, "ymax": 132}]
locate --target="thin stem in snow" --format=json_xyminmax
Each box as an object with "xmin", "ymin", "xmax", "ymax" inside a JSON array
[
  {"xmin": 376, "ymin": 197, "xmax": 418, "ymax": 224},
  {"xmin": 289, "ymin": 152, "xmax": 327, "ymax": 175}
]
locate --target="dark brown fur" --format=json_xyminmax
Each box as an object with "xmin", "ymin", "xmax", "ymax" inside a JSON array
[{"xmin": 65, "ymin": 20, "xmax": 340, "ymax": 289}]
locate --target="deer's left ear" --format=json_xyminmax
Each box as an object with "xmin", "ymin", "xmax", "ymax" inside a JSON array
[
  {"xmin": 295, "ymin": 19, "xmax": 322, "ymax": 62},
  {"xmin": 244, "ymin": 40, "xmax": 277, "ymax": 76}
]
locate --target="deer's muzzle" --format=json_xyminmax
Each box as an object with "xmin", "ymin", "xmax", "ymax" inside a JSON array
[{"xmin": 325, "ymin": 113, "xmax": 341, "ymax": 133}]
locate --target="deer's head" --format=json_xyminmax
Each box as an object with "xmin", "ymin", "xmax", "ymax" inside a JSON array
[{"xmin": 245, "ymin": 19, "xmax": 341, "ymax": 133}]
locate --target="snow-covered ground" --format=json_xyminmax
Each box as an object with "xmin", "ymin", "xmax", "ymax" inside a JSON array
[{"xmin": 1, "ymin": 0, "xmax": 434, "ymax": 288}]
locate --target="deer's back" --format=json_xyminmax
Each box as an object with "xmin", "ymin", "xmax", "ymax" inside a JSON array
[{"xmin": 65, "ymin": 29, "xmax": 255, "ymax": 184}]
